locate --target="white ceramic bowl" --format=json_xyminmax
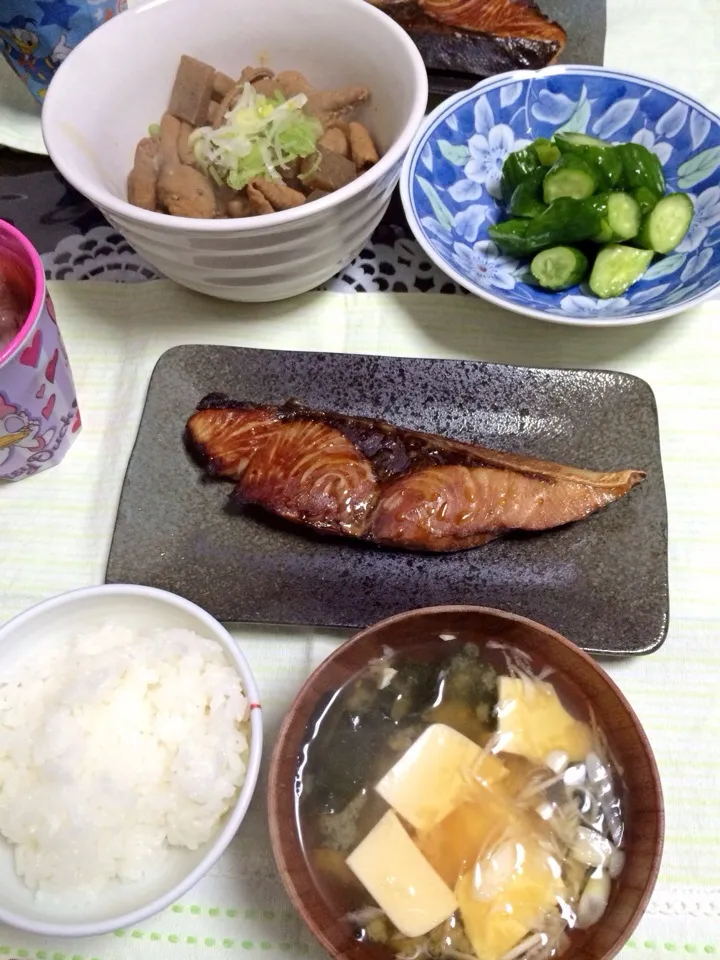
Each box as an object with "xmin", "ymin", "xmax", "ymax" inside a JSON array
[
  {"xmin": 0, "ymin": 584, "xmax": 263, "ymax": 937},
  {"xmin": 41, "ymin": 0, "xmax": 428, "ymax": 302}
]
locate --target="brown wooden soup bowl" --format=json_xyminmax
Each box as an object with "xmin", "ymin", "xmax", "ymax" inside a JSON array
[{"xmin": 268, "ymin": 605, "xmax": 664, "ymax": 960}]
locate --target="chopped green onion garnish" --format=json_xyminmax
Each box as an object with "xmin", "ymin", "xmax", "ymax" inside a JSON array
[{"xmin": 191, "ymin": 82, "xmax": 322, "ymax": 191}]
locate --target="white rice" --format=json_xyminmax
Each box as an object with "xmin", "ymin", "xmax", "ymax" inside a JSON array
[{"xmin": 0, "ymin": 624, "xmax": 250, "ymax": 900}]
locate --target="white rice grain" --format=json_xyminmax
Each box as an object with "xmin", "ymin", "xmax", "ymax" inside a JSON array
[{"xmin": 0, "ymin": 625, "xmax": 250, "ymax": 900}]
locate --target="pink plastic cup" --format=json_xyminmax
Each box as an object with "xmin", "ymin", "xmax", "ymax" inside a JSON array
[{"xmin": 0, "ymin": 219, "xmax": 80, "ymax": 482}]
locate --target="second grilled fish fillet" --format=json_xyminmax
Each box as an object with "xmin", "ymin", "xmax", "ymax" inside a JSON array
[
  {"xmin": 417, "ymin": 0, "xmax": 566, "ymax": 44},
  {"xmin": 186, "ymin": 396, "xmax": 645, "ymax": 552},
  {"xmin": 367, "ymin": 0, "xmax": 566, "ymax": 76}
]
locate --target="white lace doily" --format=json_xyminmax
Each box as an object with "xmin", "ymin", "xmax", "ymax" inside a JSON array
[{"xmin": 42, "ymin": 225, "xmax": 464, "ymax": 294}]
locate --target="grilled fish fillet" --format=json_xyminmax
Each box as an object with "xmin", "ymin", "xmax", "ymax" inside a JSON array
[
  {"xmin": 367, "ymin": 0, "xmax": 566, "ymax": 76},
  {"xmin": 418, "ymin": 0, "xmax": 565, "ymax": 43},
  {"xmin": 186, "ymin": 396, "xmax": 645, "ymax": 552}
]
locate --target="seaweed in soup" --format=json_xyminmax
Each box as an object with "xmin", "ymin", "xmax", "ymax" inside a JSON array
[{"xmin": 297, "ymin": 637, "xmax": 627, "ymax": 960}]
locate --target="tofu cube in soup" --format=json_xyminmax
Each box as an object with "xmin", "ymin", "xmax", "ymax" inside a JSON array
[
  {"xmin": 375, "ymin": 724, "xmax": 507, "ymax": 832},
  {"xmin": 346, "ymin": 810, "xmax": 458, "ymax": 938}
]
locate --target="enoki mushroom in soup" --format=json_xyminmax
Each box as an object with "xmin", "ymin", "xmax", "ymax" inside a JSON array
[
  {"xmin": 127, "ymin": 55, "xmax": 381, "ymax": 219},
  {"xmin": 296, "ymin": 639, "xmax": 626, "ymax": 960}
]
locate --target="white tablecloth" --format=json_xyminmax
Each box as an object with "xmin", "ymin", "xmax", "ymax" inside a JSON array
[{"xmin": 0, "ymin": 280, "xmax": 718, "ymax": 959}]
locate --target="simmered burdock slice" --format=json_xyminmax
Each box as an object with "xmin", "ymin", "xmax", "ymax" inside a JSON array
[
  {"xmin": 212, "ymin": 81, "xmax": 243, "ymax": 128},
  {"xmin": 212, "ymin": 70, "xmax": 235, "ymax": 98},
  {"xmin": 177, "ymin": 120, "xmax": 195, "ymax": 165},
  {"xmin": 207, "ymin": 100, "xmax": 222, "ymax": 126}
]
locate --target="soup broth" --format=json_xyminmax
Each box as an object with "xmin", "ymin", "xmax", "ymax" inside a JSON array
[{"xmin": 296, "ymin": 638, "xmax": 625, "ymax": 960}]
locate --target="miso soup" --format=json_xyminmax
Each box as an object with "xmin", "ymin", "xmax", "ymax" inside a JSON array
[{"xmin": 295, "ymin": 638, "xmax": 626, "ymax": 960}]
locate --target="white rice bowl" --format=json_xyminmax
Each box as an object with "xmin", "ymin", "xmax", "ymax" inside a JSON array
[
  {"xmin": 0, "ymin": 624, "xmax": 249, "ymax": 899},
  {"xmin": 0, "ymin": 585, "xmax": 262, "ymax": 938}
]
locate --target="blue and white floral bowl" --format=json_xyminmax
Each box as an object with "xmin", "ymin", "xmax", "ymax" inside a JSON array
[{"xmin": 400, "ymin": 65, "xmax": 720, "ymax": 326}]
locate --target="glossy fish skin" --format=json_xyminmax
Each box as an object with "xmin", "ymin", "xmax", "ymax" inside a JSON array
[
  {"xmin": 367, "ymin": 0, "xmax": 566, "ymax": 77},
  {"xmin": 187, "ymin": 404, "xmax": 279, "ymax": 479},
  {"xmin": 410, "ymin": 29, "xmax": 561, "ymax": 77},
  {"xmin": 188, "ymin": 397, "xmax": 377, "ymax": 537},
  {"xmin": 186, "ymin": 396, "xmax": 646, "ymax": 553}
]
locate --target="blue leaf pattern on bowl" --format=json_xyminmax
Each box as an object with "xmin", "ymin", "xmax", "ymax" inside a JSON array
[{"xmin": 404, "ymin": 67, "xmax": 720, "ymax": 323}]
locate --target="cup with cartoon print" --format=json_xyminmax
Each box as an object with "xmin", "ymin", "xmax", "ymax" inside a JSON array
[
  {"xmin": 0, "ymin": 0, "xmax": 127, "ymax": 104},
  {"xmin": 0, "ymin": 219, "xmax": 81, "ymax": 482}
]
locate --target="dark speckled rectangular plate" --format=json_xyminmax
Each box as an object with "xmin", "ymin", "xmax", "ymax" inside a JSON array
[{"xmin": 106, "ymin": 345, "xmax": 668, "ymax": 656}]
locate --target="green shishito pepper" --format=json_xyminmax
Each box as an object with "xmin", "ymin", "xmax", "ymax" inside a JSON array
[
  {"xmin": 488, "ymin": 219, "xmax": 535, "ymax": 257},
  {"xmin": 508, "ymin": 168, "xmax": 547, "ymax": 219},
  {"xmin": 524, "ymin": 197, "xmax": 603, "ymax": 249},
  {"xmin": 632, "ymin": 185, "xmax": 660, "ymax": 216},
  {"xmin": 531, "ymin": 137, "xmax": 560, "ymax": 167},
  {"xmin": 487, "ymin": 128, "xmax": 695, "ymax": 300},
  {"xmin": 543, "ymin": 154, "xmax": 598, "ymax": 204},
  {"xmin": 500, "ymin": 146, "xmax": 541, "ymax": 204},
  {"xmin": 616, "ymin": 143, "xmax": 666, "ymax": 197},
  {"xmin": 489, "ymin": 198, "xmax": 602, "ymax": 256},
  {"xmin": 555, "ymin": 133, "xmax": 623, "ymax": 191}
]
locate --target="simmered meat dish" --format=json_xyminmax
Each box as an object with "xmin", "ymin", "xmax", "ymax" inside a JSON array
[
  {"xmin": 186, "ymin": 396, "xmax": 645, "ymax": 552},
  {"xmin": 127, "ymin": 57, "xmax": 380, "ymax": 219}
]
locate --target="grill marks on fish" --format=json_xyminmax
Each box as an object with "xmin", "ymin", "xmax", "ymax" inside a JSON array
[
  {"xmin": 371, "ymin": 465, "xmax": 639, "ymax": 550},
  {"xmin": 186, "ymin": 396, "xmax": 646, "ymax": 553},
  {"xmin": 236, "ymin": 419, "xmax": 376, "ymax": 536},
  {"xmin": 187, "ymin": 406, "xmax": 279, "ymax": 479}
]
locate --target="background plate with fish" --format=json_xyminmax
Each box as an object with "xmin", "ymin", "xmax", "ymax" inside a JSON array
[
  {"xmin": 365, "ymin": 0, "xmax": 606, "ymax": 98},
  {"xmin": 106, "ymin": 345, "xmax": 668, "ymax": 656}
]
